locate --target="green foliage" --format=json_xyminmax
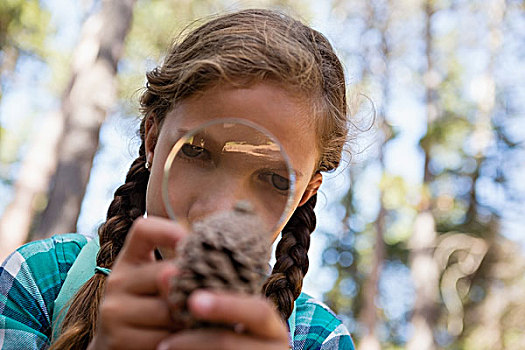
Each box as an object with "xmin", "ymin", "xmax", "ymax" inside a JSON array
[{"xmin": 0, "ymin": 0, "xmax": 50, "ymax": 55}]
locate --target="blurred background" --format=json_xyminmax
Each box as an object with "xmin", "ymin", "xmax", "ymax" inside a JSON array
[{"xmin": 0, "ymin": 0, "xmax": 524, "ymax": 349}]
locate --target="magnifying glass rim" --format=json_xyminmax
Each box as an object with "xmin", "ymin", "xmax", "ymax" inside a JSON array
[{"xmin": 161, "ymin": 117, "xmax": 297, "ymax": 235}]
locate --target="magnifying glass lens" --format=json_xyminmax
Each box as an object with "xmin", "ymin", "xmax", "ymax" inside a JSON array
[{"xmin": 162, "ymin": 119, "xmax": 296, "ymax": 236}]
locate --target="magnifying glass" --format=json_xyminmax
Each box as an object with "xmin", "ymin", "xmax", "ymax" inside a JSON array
[{"xmin": 162, "ymin": 118, "xmax": 296, "ymax": 237}]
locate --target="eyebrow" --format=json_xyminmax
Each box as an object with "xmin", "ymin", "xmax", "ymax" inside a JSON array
[
  {"xmin": 173, "ymin": 127, "xmax": 304, "ymax": 178},
  {"xmin": 263, "ymin": 162, "xmax": 304, "ymax": 179},
  {"xmin": 175, "ymin": 127, "xmax": 190, "ymax": 138}
]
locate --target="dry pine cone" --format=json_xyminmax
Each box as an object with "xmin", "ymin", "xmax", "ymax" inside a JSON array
[{"xmin": 168, "ymin": 206, "xmax": 272, "ymax": 329}]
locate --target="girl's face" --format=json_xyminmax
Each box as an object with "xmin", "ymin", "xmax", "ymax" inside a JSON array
[{"xmin": 144, "ymin": 82, "xmax": 322, "ymax": 242}]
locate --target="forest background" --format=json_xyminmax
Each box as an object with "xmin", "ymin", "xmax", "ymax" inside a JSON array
[{"xmin": 0, "ymin": 0, "xmax": 524, "ymax": 349}]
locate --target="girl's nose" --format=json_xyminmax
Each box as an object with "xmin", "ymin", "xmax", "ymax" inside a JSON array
[{"xmin": 186, "ymin": 176, "xmax": 251, "ymax": 224}]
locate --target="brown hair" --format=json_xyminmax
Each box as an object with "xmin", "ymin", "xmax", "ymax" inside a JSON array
[{"xmin": 51, "ymin": 8, "xmax": 347, "ymax": 348}]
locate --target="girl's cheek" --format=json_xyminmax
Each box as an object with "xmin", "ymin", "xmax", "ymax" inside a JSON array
[{"xmin": 145, "ymin": 168, "xmax": 168, "ymax": 218}]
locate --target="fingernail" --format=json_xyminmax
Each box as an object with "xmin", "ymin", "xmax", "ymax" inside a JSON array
[
  {"xmin": 193, "ymin": 290, "xmax": 214, "ymax": 312},
  {"xmin": 157, "ymin": 342, "xmax": 169, "ymax": 350},
  {"xmin": 164, "ymin": 264, "xmax": 179, "ymax": 276}
]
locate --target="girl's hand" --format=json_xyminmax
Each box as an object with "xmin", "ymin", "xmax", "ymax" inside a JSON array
[
  {"xmin": 156, "ymin": 291, "xmax": 290, "ymax": 350},
  {"xmin": 88, "ymin": 217, "xmax": 186, "ymax": 350}
]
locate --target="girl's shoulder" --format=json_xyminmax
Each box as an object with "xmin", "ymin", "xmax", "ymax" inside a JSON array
[
  {"xmin": 0, "ymin": 234, "xmax": 89, "ymax": 348},
  {"xmin": 1, "ymin": 233, "xmax": 89, "ymax": 308},
  {"xmin": 293, "ymin": 293, "xmax": 355, "ymax": 349},
  {"xmin": 10, "ymin": 233, "xmax": 88, "ymax": 256},
  {"xmin": 3, "ymin": 233, "xmax": 89, "ymax": 280}
]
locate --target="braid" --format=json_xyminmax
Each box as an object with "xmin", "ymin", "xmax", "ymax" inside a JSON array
[
  {"xmin": 50, "ymin": 142, "xmax": 150, "ymax": 349},
  {"xmin": 97, "ymin": 142, "xmax": 149, "ymax": 265},
  {"xmin": 263, "ymin": 194, "xmax": 317, "ymax": 321}
]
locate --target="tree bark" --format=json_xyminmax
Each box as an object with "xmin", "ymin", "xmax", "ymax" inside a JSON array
[
  {"xmin": 357, "ymin": 2, "xmax": 392, "ymax": 348},
  {"xmin": 358, "ymin": 203, "xmax": 385, "ymax": 350},
  {"xmin": 0, "ymin": 112, "xmax": 63, "ymax": 260},
  {"xmin": 407, "ymin": 1, "xmax": 439, "ymax": 349},
  {"xmin": 33, "ymin": 0, "xmax": 136, "ymax": 239}
]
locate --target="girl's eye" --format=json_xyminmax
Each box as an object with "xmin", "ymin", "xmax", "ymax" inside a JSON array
[
  {"xmin": 270, "ymin": 173, "xmax": 290, "ymax": 191},
  {"xmin": 181, "ymin": 144, "xmax": 206, "ymax": 158}
]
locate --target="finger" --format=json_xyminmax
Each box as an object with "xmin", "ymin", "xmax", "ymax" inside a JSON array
[
  {"xmin": 158, "ymin": 262, "xmax": 179, "ymax": 299},
  {"xmin": 156, "ymin": 329, "xmax": 287, "ymax": 350},
  {"xmin": 107, "ymin": 261, "xmax": 178, "ymax": 295},
  {"xmin": 187, "ymin": 291, "xmax": 288, "ymax": 341},
  {"xmin": 100, "ymin": 294, "xmax": 173, "ymax": 328},
  {"xmin": 118, "ymin": 217, "xmax": 187, "ymax": 264},
  {"xmin": 95, "ymin": 326, "xmax": 171, "ymax": 350}
]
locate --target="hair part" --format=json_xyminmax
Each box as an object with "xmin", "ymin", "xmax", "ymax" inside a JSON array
[{"xmin": 52, "ymin": 8, "xmax": 348, "ymax": 346}]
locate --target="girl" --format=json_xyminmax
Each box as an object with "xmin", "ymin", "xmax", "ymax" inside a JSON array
[{"xmin": 0, "ymin": 9, "xmax": 355, "ymax": 350}]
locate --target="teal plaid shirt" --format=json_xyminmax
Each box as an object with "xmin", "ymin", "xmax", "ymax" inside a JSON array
[{"xmin": 0, "ymin": 234, "xmax": 355, "ymax": 349}]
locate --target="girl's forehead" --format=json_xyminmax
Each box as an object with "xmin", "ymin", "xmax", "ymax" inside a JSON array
[{"xmin": 161, "ymin": 82, "xmax": 319, "ymax": 174}]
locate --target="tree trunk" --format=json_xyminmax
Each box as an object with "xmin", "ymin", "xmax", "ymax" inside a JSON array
[
  {"xmin": 33, "ymin": 0, "xmax": 136, "ymax": 239},
  {"xmin": 407, "ymin": 1, "xmax": 439, "ymax": 349},
  {"xmin": 407, "ymin": 211, "xmax": 438, "ymax": 350},
  {"xmin": 357, "ymin": 2, "xmax": 392, "ymax": 348},
  {"xmin": 358, "ymin": 203, "xmax": 385, "ymax": 350},
  {"xmin": 0, "ymin": 112, "xmax": 63, "ymax": 260}
]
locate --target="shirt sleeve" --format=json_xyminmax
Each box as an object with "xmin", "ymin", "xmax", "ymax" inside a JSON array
[
  {"xmin": 319, "ymin": 321, "xmax": 355, "ymax": 349},
  {"xmin": 0, "ymin": 234, "xmax": 87, "ymax": 350},
  {"xmin": 293, "ymin": 293, "xmax": 355, "ymax": 350}
]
